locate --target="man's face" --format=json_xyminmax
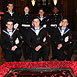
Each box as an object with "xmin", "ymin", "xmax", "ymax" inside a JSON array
[
  {"xmin": 39, "ymin": 10, "xmax": 44, "ymax": 16},
  {"xmin": 24, "ymin": 7, "xmax": 29, "ymax": 14},
  {"xmin": 6, "ymin": 21, "xmax": 13, "ymax": 30},
  {"xmin": 33, "ymin": 18, "xmax": 40, "ymax": 27},
  {"xmin": 7, "ymin": 4, "xmax": 13, "ymax": 11},
  {"xmin": 53, "ymin": 7, "xmax": 59, "ymax": 14},
  {"xmin": 62, "ymin": 19, "xmax": 68, "ymax": 27}
]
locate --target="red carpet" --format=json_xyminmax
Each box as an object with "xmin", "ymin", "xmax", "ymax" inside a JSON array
[{"xmin": 0, "ymin": 61, "xmax": 77, "ymax": 77}]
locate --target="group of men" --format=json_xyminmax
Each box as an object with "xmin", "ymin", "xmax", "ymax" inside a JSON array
[{"xmin": 1, "ymin": 2, "xmax": 74, "ymax": 62}]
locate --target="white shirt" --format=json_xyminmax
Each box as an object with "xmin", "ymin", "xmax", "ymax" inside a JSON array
[
  {"xmin": 61, "ymin": 30, "xmax": 65, "ymax": 36},
  {"xmin": 9, "ymin": 12, "xmax": 13, "ymax": 16},
  {"xmin": 40, "ymin": 17, "xmax": 43, "ymax": 21},
  {"xmin": 35, "ymin": 29, "xmax": 40, "ymax": 36},
  {"xmin": 9, "ymin": 31, "xmax": 13, "ymax": 37}
]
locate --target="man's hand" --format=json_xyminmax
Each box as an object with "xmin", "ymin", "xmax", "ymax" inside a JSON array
[
  {"xmin": 11, "ymin": 45, "xmax": 17, "ymax": 51},
  {"xmin": 57, "ymin": 44, "xmax": 62, "ymax": 50},
  {"xmin": 35, "ymin": 45, "xmax": 42, "ymax": 51}
]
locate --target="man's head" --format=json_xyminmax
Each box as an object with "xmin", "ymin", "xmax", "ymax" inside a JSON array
[
  {"xmin": 38, "ymin": 8, "xmax": 44, "ymax": 16},
  {"xmin": 62, "ymin": 19, "xmax": 69, "ymax": 27},
  {"xmin": 33, "ymin": 18, "xmax": 40, "ymax": 27},
  {"xmin": 6, "ymin": 19, "xmax": 14, "ymax": 30},
  {"xmin": 53, "ymin": 7, "xmax": 59, "ymax": 14},
  {"xmin": 24, "ymin": 6, "xmax": 30, "ymax": 14},
  {"xmin": 7, "ymin": 3, "xmax": 14, "ymax": 12}
]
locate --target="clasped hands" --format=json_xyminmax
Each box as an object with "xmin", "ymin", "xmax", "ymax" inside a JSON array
[
  {"xmin": 11, "ymin": 45, "xmax": 17, "ymax": 51},
  {"xmin": 35, "ymin": 45, "xmax": 42, "ymax": 51},
  {"xmin": 57, "ymin": 44, "xmax": 62, "ymax": 50}
]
